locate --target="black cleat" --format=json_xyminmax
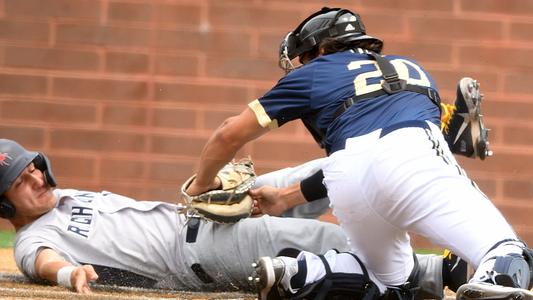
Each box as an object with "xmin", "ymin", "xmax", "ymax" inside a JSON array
[{"xmin": 445, "ymin": 77, "xmax": 493, "ymax": 160}]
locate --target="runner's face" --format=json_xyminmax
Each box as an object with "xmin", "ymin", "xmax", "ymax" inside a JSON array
[{"xmin": 4, "ymin": 163, "xmax": 55, "ymax": 217}]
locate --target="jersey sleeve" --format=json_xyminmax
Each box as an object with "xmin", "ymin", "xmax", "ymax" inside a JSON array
[
  {"xmin": 14, "ymin": 229, "xmax": 78, "ymax": 280},
  {"xmin": 248, "ymin": 66, "xmax": 316, "ymax": 128},
  {"xmin": 15, "ymin": 235, "xmax": 50, "ymax": 279}
]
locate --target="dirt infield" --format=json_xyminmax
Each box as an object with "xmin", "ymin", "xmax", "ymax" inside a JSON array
[{"xmin": 0, "ymin": 248, "xmax": 255, "ymax": 299}]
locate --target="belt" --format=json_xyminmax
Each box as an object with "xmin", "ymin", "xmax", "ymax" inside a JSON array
[{"xmin": 379, "ymin": 120, "xmax": 431, "ymax": 138}]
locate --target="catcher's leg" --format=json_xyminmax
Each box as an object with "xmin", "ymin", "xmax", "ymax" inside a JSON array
[
  {"xmin": 250, "ymin": 250, "xmax": 470, "ymax": 300},
  {"xmin": 443, "ymin": 77, "xmax": 493, "ymax": 160},
  {"xmin": 250, "ymin": 249, "xmax": 384, "ymax": 300}
]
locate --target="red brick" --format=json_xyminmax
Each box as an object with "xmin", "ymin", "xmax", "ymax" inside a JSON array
[
  {"xmin": 0, "ymin": 99, "xmax": 96, "ymax": 123},
  {"xmin": 98, "ymin": 183, "xmax": 146, "ymax": 201},
  {"xmin": 498, "ymin": 204, "xmax": 533, "ymax": 230},
  {"xmin": 5, "ymin": 46, "xmax": 99, "ymax": 71},
  {"xmin": 100, "ymin": 158, "xmax": 146, "ymax": 180},
  {"xmin": 148, "ymin": 160, "xmax": 195, "ymax": 183},
  {"xmin": 0, "ymin": 20, "xmax": 49, "ymax": 42},
  {"xmin": 429, "ymin": 70, "xmax": 498, "ymax": 94},
  {"xmin": 102, "ymin": 104, "xmax": 148, "ymax": 126},
  {"xmin": 384, "ymin": 42, "xmax": 453, "ymax": 65},
  {"xmin": 154, "ymin": 54, "xmax": 199, "ymax": 77},
  {"xmin": 152, "ymin": 108, "xmax": 197, "ymax": 129},
  {"xmin": 257, "ymin": 32, "xmax": 283, "ymax": 59},
  {"xmin": 144, "ymin": 184, "xmax": 184, "ymax": 202},
  {"xmin": 50, "ymin": 129, "xmax": 146, "ymax": 152},
  {"xmin": 155, "ymin": 4, "xmax": 200, "ymax": 25},
  {"xmin": 0, "ymin": 126, "xmax": 45, "ymax": 148},
  {"xmin": 209, "ymin": 6, "xmax": 295, "ymax": 29},
  {"xmin": 206, "ymin": 56, "xmax": 279, "ymax": 81},
  {"xmin": 53, "ymin": 78, "xmax": 148, "ymax": 101},
  {"xmin": 363, "ymin": 13, "xmax": 408, "ymax": 40},
  {"xmin": 150, "ymin": 134, "xmax": 207, "ymax": 156},
  {"xmin": 503, "ymin": 125, "xmax": 533, "ymax": 146},
  {"xmin": 0, "ymin": 74, "xmax": 47, "ymax": 96},
  {"xmin": 48, "ymin": 154, "xmax": 96, "ymax": 179},
  {"xmin": 460, "ymin": 46, "xmax": 533, "ymax": 70},
  {"xmin": 154, "ymin": 82, "xmax": 248, "ymax": 105},
  {"xmin": 459, "ymin": 152, "xmax": 533, "ymax": 176},
  {"xmin": 484, "ymin": 101, "xmax": 533, "ymax": 121},
  {"xmin": 504, "ymin": 180, "xmax": 533, "ymax": 199},
  {"xmin": 108, "ymin": 2, "xmax": 152, "ymax": 23},
  {"xmin": 409, "ymin": 17, "xmax": 503, "ymax": 41},
  {"xmin": 5, "ymin": 0, "xmax": 100, "ymax": 19},
  {"xmin": 505, "ymin": 73, "xmax": 533, "ymax": 95},
  {"xmin": 57, "ymin": 24, "xmax": 151, "ymax": 48},
  {"xmin": 155, "ymin": 29, "xmax": 252, "ymax": 54},
  {"xmin": 105, "ymin": 51, "xmax": 149, "ymax": 74},
  {"xmin": 516, "ymin": 230, "xmax": 533, "ymax": 248},
  {"xmin": 363, "ymin": 0, "xmax": 452, "ymax": 11},
  {"xmin": 511, "ymin": 22, "xmax": 533, "ymax": 42},
  {"xmin": 461, "ymin": 0, "xmax": 533, "ymax": 15}
]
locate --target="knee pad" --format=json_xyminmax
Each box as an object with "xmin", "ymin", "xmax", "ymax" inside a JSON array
[
  {"xmin": 492, "ymin": 253, "xmax": 530, "ymax": 289},
  {"xmin": 290, "ymin": 251, "xmax": 381, "ymax": 300},
  {"xmin": 523, "ymin": 247, "xmax": 533, "ymax": 289}
]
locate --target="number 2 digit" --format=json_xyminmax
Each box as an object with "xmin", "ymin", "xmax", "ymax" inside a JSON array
[{"xmin": 348, "ymin": 58, "xmax": 431, "ymax": 96}]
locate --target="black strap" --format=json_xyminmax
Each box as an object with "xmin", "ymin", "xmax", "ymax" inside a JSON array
[
  {"xmin": 333, "ymin": 51, "xmax": 441, "ymax": 119},
  {"xmin": 315, "ymin": 255, "xmax": 333, "ymax": 300},
  {"xmin": 186, "ymin": 217, "xmax": 200, "ymax": 243},
  {"xmin": 366, "ymin": 51, "xmax": 406, "ymax": 94},
  {"xmin": 334, "ymin": 85, "xmax": 441, "ymax": 119}
]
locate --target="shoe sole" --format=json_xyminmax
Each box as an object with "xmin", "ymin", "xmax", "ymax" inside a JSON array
[
  {"xmin": 457, "ymin": 283, "xmax": 533, "ymax": 300},
  {"xmin": 458, "ymin": 78, "xmax": 492, "ymax": 160},
  {"xmin": 255, "ymin": 257, "xmax": 276, "ymax": 300}
]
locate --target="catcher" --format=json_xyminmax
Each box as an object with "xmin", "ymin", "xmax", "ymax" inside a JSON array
[{"xmin": 183, "ymin": 6, "xmax": 532, "ymax": 300}]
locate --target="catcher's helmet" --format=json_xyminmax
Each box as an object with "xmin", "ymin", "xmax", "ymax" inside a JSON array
[
  {"xmin": 279, "ymin": 7, "xmax": 383, "ymax": 73},
  {"xmin": 0, "ymin": 139, "xmax": 56, "ymax": 219}
]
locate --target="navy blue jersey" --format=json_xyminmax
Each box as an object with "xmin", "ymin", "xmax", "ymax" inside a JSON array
[{"xmin": 249, "ymin": 50, "xmax": 441, "ymax": 154}]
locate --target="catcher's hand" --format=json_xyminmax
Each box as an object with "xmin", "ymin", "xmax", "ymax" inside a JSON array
[{"xmin": 181, "ymin": 158, "xmax": 256, "ymax": 223}]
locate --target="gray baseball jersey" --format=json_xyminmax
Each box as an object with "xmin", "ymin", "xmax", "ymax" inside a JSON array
[{"xmin": 14, "ymin": 188, "xmax": 349, "ymax": 292}]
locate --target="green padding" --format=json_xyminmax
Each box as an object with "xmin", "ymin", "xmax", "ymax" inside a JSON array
[{"xmin": 0, "ymin": 231, "xmax": 15, "ymax": 248}]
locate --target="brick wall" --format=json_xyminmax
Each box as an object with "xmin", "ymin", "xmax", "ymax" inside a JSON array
[{"xmin": 0, "ymin": 0, "xmax": 532, "ymax": 248}]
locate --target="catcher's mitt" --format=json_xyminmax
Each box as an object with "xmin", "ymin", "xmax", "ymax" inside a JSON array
[{"xmin": 181, "ymin": 158, "xmax": 256, "ymax": 223}]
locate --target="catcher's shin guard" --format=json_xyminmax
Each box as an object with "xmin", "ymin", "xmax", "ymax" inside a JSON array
[
  {"xmin": 291, "ymin": 252, "xmax": 380, "ymax": 300},
  {"xmin": 458, "ymin": 240, "xmax": 533, "ymax": 300},
  {"xmin": 481, "ymin": 240, "xmax": 533, "ymax": 289}
]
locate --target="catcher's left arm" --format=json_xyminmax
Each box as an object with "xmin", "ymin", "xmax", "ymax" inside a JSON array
[{"xmin": 181, "ymin": 158, "xmax": 256, "ymax": 223}]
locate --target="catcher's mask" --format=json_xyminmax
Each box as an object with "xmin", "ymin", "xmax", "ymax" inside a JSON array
[
  {"xmin": 278, "ymin": 7, "xmax": 383, "ymax": 73},
  {"xmin": 0, "ymin": 139, "xmax": 57, "ymax": 219}
]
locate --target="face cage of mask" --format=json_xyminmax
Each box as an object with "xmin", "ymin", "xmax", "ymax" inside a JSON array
[{"xmin": 278, "ymin": 32, "xmax": 298, "ymax": 74}]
